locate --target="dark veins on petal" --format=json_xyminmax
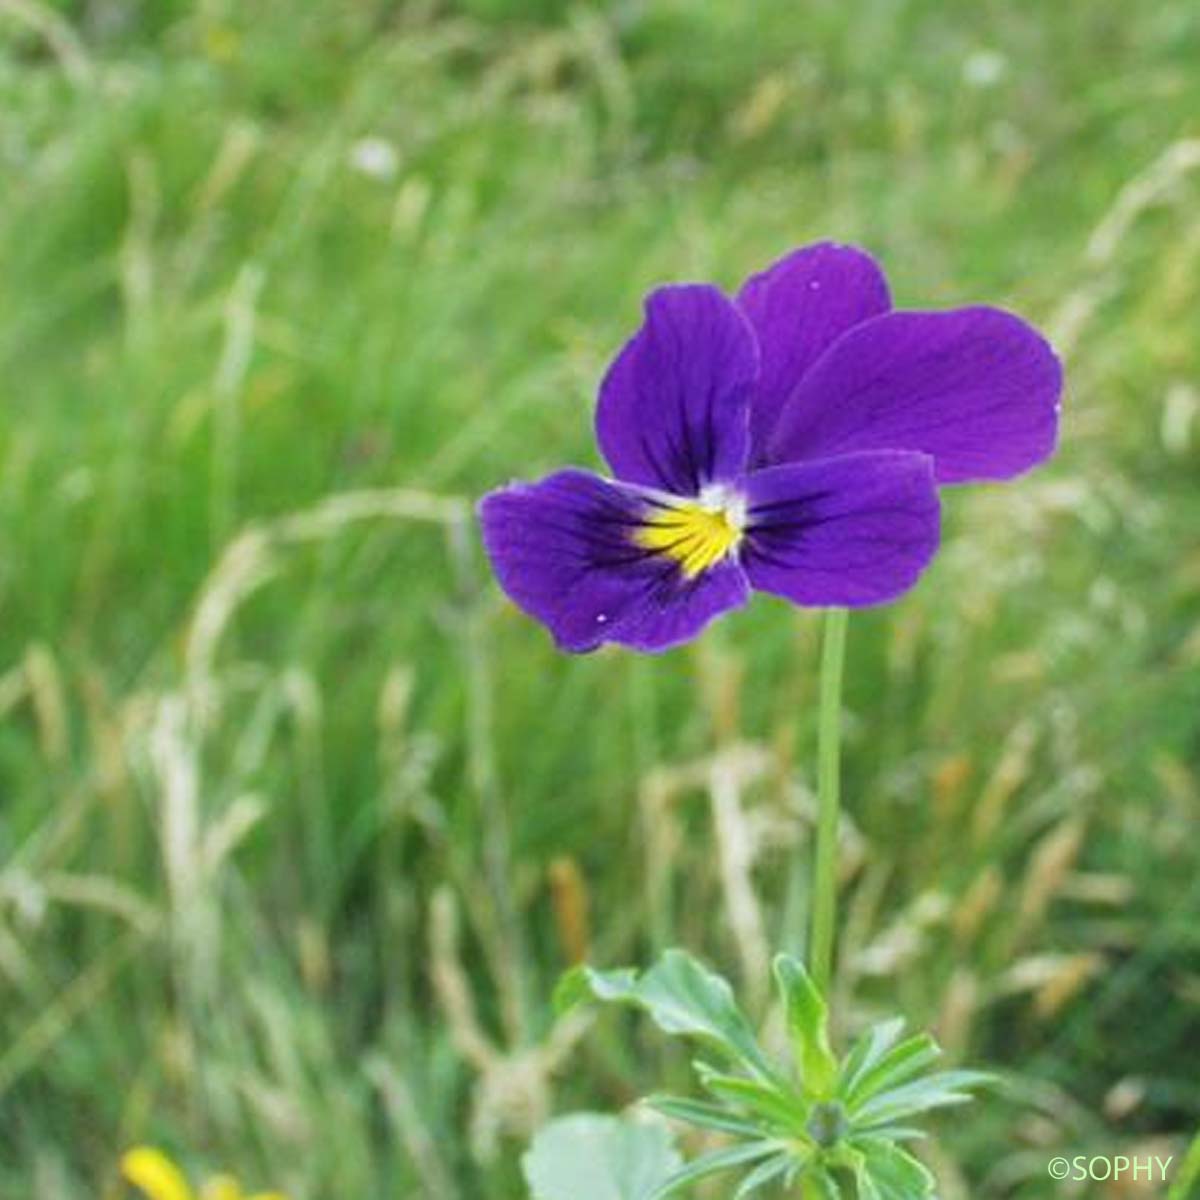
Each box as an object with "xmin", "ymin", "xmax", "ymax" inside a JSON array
[
  {"xmin": 748, "ymin": 492, "xmax": 934, "ymax": 571},
  {"xmin": 638, "ymin": 299, "xmax": 718, "ymax": 493}
]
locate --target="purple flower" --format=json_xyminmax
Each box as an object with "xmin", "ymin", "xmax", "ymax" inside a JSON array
[{"xmin": 479, "ymin": 243, "xmax": 1062, "ymax": 653}]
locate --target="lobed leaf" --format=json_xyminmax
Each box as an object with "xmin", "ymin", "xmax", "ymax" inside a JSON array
[
  {"xmin": 732, "ymin": 1152, "xmax": 796, "ymax": 1199},
  {"xmin": 836, "ymin": 1018, "xmax": 906, "ymax": 1101},
  {"xmin": 645, "ymin": 1095, "xmax": 762, "ymax": 1139},
  {"xmin": 804, "ymin": 1165, "xmax": 844, "ymax": 1198},
  {"xmin": 865, "ymin": 1126, "xmax": 928, "ymax": 1143},
  {"xmin": 564, "ymin": 950, "xmax": 774, "ymax": 1079},
  {"xmin": 842, "ymin": 1033, "xmax": 941, "ymax": 1108},
  {"xmin": 523, "ymin": 1113, "xmax": 683, "ymax": 1200},
  {"xmin": 554, "ymin": 963, "xmax": 638, "ymax": 1014},
  {"xmin": 852, "ymin": 1070, "xmax": 992, "ymax": 1129},
  {"xmin": 646, "ymin": 1140, "xmax": 782, "ymax": 1200},
  {"xmin": 694, "ymin": 1064, "xmax": 808, "ymax": 1134},
  {"xmin": 848, "ymin": 1137, "xmax": 936, "ymax": 1200},
  {"xmin": 772, "ymin": 954, "xmax": 837, "ymax": 1097}
]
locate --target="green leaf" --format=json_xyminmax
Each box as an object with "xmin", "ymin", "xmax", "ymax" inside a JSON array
[
  {"xmin": 554, "ymin": 963, "xmax": 640, "ymax": 1015},
  {"xmin": 852, "ymin": 1070, "xmax": 992, "ymax": 1129},
  {"xmin": 842, "ymin": 1033, "xmax": 941, "ymax": 1108},
  {"xmin": 854, "ymin": 1163, "xmax": 882, "ymax": 1200},
  {"xmin": 694, "ymin": 1063, "xmax": 808, "ymax": 1133},
  {"xmin": 645, "ymin": 1095, "xmax": 763, "ymax": 1139},
  {"xmin": 523, "ymin": 1113, "xmax": 683, "ymax": 1200},
  {"xmin": 867, "ymin": 1126, "xmax": 928, "ymax": 1143},
  {"xmin": 571, "ymin": 950, "xmax": 774, "ymax": 1079},
  {"xmin": 773, "ymin": 954, "xmax": 837, "ymax": 1097},
  {"xmin": 1166, "ymin": 1123, "xmax": 1200, "ymax": 1200},
  {"xmin": 732, "ymin": 1152, "xmax": 795, "ymax": 1198},
  {"xmin": 647, "ymin": 1140, "xmax": 781, "ymax": 1200},
  {"xmin": 847, "ymin": 1137, "xmax": 936, "ymax": 1199},
  {"xmin": 1168, "ymin": 1125, "xmax": 1200, "ymax": 1200},
  {"xmin": 836, "ymin": 1018, "xmax": 906, "ymax": 1100},
  {"xmin": 803, "ymin": 1165, "xmax": 843, "ymax": 1198}
]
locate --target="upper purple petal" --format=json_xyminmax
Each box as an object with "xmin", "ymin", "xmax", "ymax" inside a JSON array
[
  {"xmin": 737, "ymin": 243, "xmax": 892, "ymax": 461},
  {"xmin": 741, "ymin": 451, "xmax": 941, "ymax": 607},
  {"xmin": 478, "ymin": 468, "xmax": 748, "ymax": 654},
  {"xmin": 767, "ymin": 307, "xmax": 1063, "ymax": 484},
  {"xmin": 596, "ymin": 284, "xmax": 757, "ymax": 496}
]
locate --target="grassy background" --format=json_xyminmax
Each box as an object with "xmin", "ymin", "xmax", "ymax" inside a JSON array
[{"xmin": 1, "ymin": 1, "xmax": 1199, "ymax": 1196}]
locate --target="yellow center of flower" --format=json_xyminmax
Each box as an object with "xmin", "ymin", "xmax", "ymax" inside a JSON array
[{"xmin": 635, "ymin": 493, "xmax": 744, "ymax": 579}]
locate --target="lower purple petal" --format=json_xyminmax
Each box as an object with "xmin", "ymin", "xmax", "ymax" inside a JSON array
[
  {"xmin": 741, "ymin": 452, "xmax": 941, "ymax": 607},
  {"xmin": 478, "ymin": 469, "xmax": 749, "ymax": 653},
  {"xmin": 768, "ymin": 307, "xmax": 1063, "ymax": 484}
]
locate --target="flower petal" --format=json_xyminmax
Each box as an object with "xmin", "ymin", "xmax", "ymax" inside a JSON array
[
  {"xmin": 479, "ymin": 469, "xmax": 748, "ymax": 653},
  {"xmin": 741, "ymin": 452, "xmax": 941, "ymax": 607},
  {"xmin": 737, "ymin": 243, "xmax": 891, "ymax": 459},
  {"xmin": 767, "ymin": 307, "xmax": 1062, "ymax": 484},
  {"xmin": 121, "ymin": 1148, "xmax": 195, "ymax": 1200},
  {"xmin": 596, "ymin": 284, "xmax": 757, "ymax": 495}
]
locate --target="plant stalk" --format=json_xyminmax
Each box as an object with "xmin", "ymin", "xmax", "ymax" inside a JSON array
[{"xmin": 809, "ymin": 608, "xmax": 849, "ymax": 998}]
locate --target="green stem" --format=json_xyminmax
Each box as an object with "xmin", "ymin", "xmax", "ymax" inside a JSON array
[
  {"xmin": 809, "ymin": 608, "xmax": 849, "ymax": 998},
  {"xmin": 1168, "ymin": 1126, "xmax": 1200, "ymax": 1199}
]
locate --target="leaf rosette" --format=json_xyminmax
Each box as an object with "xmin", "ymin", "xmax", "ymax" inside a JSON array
[{"xmin": 549, "ymin": 949, "xmax": 991, "ymax": 1198}]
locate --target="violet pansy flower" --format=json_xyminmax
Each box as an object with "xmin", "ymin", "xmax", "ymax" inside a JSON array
[{"xmin": 479, "ymin": 243, "xmax": 1062, "ymax": 653}]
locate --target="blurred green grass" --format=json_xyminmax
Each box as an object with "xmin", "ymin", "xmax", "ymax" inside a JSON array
[{"xmin": 1, "ymin": 1, "xmax": 1199, "ymax": 1196}]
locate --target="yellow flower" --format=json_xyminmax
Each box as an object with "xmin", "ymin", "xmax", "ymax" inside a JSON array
[{"xmin": 121, "ymin": 1146, "xmax": 288, "ymax": 1200}]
